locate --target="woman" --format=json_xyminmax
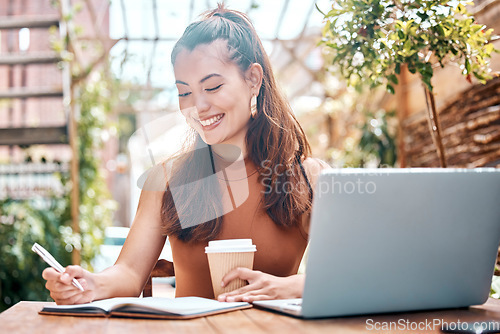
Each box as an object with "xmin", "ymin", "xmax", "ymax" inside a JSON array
[{"xmin": 42, "ymin": 4, "xmax": 329, "ymax": 304}]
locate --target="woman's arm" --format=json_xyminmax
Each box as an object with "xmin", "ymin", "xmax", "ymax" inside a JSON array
[
  {"xmin": 43, "ymin": 186, "xmax": 166, "ymax": 304},
  {"xmin": 95, "ymin": 187, "xmax": 167, "ymax": 299}
]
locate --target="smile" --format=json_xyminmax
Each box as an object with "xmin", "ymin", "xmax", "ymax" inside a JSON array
[{"xmin": 198, "ymin": 114, "xmax": 224, "ymax": 127}]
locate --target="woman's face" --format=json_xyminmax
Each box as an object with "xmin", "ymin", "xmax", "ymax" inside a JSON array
[{"xmin": 173, "ymin": 40, "xmax": 260, "ymax": 149}]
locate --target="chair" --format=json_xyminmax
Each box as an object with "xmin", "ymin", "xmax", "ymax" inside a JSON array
[{"xmin": 142, "ymin": 259, "xmax": 175, "ymax": 297}]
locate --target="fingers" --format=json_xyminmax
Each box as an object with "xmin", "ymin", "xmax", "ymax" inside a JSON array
[
  {"xmin": 217, "ymin": 283, "xmax": 256, "ymax": 302},
  {"xmin": 46, "ymin": 278, "xmax": 87, "ymax": 293},
  {"xmin": 221, "ymin": 289, "xmax": 274, "ymax": 302},
  {"xmin": 49, "ymin": 286, "xmax": 82, "ymax": 302},
  {"xmin": 218, "ymin": 271, "xmax": 300, "ymax": 302},
  {"xmin": 42, "ymin": 265, "xmax": 85, "ymax": 286},
  {"xmin": 47, "ymin": 278, "xmax": 90, "ymax": 305},
  {"xmin": 218, "ymin": 272, "xmax": 304, "ymax": 303},
  {"xmin": 43, "ymin": 268, "xmax": 71, "ymax": 293},
  {"xmin": 45, "ymin": 279, "xmax": 75, "ymax": 293},
  {"xmin": 62, "ymin": 265, "xmax": 85, "ymax": 283},
  {"xmin": 218, "ymin": 268, "xmax": 269, "ymax": 302},
  {"xmin": 241, "ymin": 294, "xmax": 273, "ymax": 302},
  {"xmin": 52, "ymin": 289, "xmax": 91, "ymax": 305},
  {"xmin": 42, "ymin": 265, "xmax": 90, "ymax": 305},
  {"xmin": 42, "ymin": 267, "xmax": 60, "ymax": 281},
  {"xmin": 218, "ymin": 267, "xmax": 260, "ymax": 302},
  {"xmin": 221, "ymin": 267, "xmax": 258, "ymax": 288}
]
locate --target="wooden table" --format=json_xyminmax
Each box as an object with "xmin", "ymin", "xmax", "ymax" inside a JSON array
[{"xmin": 1, "ymin": 299, "xmax": 500, "ymax": 333}]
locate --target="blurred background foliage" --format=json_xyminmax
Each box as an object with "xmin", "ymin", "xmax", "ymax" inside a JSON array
[
  {"xmin": 318, "ymin": 0, "xmax": 497, "ymax": 93},
  {"xmin": 301, "ymin": 68, "xmax": 398, "ymax": 168},
  {"xmin": 0, "ymin": 72, "xmax": 117, "ymax": 311},
  {"xmin": 339, "ymin": 109, "xmax": 397, "ymax": 167},
  {"xmin": 0, "ymin": 198, "xmax": 68, "ymax": 309}
]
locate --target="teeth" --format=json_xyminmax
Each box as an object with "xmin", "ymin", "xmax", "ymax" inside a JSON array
[{"xmin": 200, "ymin": 114, "xmax": 223, "ymax": 126}]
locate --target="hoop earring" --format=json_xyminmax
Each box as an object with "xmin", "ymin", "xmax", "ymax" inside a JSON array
[{"xmin": 250, "ymin": 95, "xmax": 257, "ymax": 119}]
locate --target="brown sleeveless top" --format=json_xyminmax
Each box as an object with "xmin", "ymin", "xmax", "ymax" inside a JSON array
[{"xmin": 168, "ymin": 157, "xmax": 309, "ymax": 298}]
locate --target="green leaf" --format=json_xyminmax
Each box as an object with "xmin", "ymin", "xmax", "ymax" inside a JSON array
[
  {"xmin": 403, "ymin": 39, "xmax": 412, "ymax": 53},
  {"xmin": 436, "ymin": 25, "xmax": 445, "ymax": 37},
  {"xmin": 408, "ymin": 63, "xmax": 416, "ymax": 74},
  {"xmin": 465, "ymin": 58, "xmax": 471, "ymax": 73},
  {"xmin": 386, "ymin": 84, "xmax": 395, "ymax": 94},
  {"xmin": 388, "ymin": 74, "xmax": 399, "ymax": 84},
  {"xmin": 315, "ymin": 3, "xmax": 326, "ymax": 16},
  {"xmin": 423, "ymin": 62, "xmax": 433, "ymax": 76},
  {"xmin": 422, "ymin": 73, "xmax": 433, "ymax": 91},
  {"xmin": 473, "ymin": 71, "xmax": 486, "ymax": 82},
  {"xmin": 471, "ymin": 24, "xmax": 483, "ymax": 34},
  {"xmin": 485, "ymin": 43, "xmax": 494, "ymax": 55},
  {"xmin": 417, "ymin": 11, "xmax": 429, "ymax": 21}
]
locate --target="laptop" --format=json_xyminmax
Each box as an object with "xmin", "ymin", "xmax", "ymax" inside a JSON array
[{"xmin": 253, "ymin": 168, "xmax": 500, "ymax": 318}]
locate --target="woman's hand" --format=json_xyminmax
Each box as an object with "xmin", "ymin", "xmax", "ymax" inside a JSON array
[
  {"xmin": 42, "ymin": 265, "xmax": 96, "ymax": 305},
  {"xmin": 217, "ymin": 268, "xmax": 305, "ymax": 302}
]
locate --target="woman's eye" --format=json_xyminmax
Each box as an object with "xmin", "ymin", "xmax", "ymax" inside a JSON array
[
  {"xmin": 206, "ymin": 84, "xmax": 222, "ymax": 92},
  {"xmin": 178, "ymin": 92, "xmax": 191, "ymax": 97}
]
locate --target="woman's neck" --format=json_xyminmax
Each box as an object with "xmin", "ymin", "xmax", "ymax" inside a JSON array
[{"xmin": 211, "ymin": 142, "xmax": 246, "ymax": 162}]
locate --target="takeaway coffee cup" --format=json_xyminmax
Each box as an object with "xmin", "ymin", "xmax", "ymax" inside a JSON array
[{"xmin": 205, "ymin": 239, "xmax": 257, "ymax": 299}]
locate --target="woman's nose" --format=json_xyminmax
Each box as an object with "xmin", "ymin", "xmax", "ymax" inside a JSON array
[{"xmin": 194, "ymin": 94, "xmax": 210, "ymax": 114}]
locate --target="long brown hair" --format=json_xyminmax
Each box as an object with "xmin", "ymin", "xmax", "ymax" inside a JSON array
[{"xmin": 161, "ymin": 4, "xmax": 312, "ymax": 242}]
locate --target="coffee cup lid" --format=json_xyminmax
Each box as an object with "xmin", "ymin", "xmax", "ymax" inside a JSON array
[{"xmin": 205, "ymin": 239, "xmax": 257, "ymax": 253}]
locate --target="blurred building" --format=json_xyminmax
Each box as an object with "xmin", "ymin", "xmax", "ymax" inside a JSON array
[{"xmin": 0, "ymin": 0, "xmax": 113, "ymax": 202}]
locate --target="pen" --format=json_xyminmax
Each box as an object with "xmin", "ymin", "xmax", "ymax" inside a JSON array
[{"xmin": 32, "ymin": 243, "xmax": 85, "ymax": 292}]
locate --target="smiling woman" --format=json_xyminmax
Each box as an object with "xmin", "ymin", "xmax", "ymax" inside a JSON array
[{"xmin": 40, "ymin": 3, "xmax": 329, "ymax": 306}]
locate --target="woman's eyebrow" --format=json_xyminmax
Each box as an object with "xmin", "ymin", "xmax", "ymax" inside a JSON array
[
  {"xmin": 200, "ymin": 73, "xmax": 222, "ymax": 83},
  {"xmin": 175, "ymin": 73, "xmax": 222, "ymax": 86}
]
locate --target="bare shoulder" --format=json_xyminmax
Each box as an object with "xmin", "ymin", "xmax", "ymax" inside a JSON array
[
  {"xmin": 299, "ymin": 157, "xmax": 331, "ymax": 236},
  {"xmin": 302, "ymin": 157, "xmax": 330, "ymax": 171},
  {"xmin": 302, "ymin": 157, "xmax": 331, "ymax": 189},
  {"xmin": 140, "ymin": 160, "xmax": 171, "ymax": 192}
]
